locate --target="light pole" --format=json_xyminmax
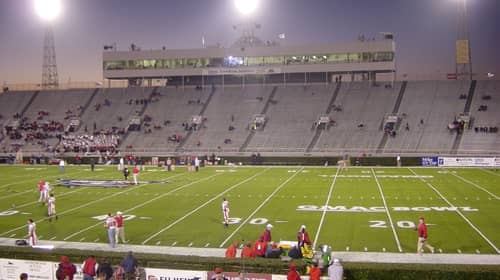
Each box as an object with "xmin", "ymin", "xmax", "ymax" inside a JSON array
[
  {"xmin": 35, "ymin": 0, "xmax": 61, "ymax": 89},
  {"xmin": 455, "ymin": 0, "xmax": 473, "ymax": 80}
]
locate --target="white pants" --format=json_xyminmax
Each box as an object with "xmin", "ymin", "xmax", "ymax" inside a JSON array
[
  {"xmin": 115, "ymin": 226, "xmax": 125, "ymax": 243},
  {"xmin": 133, "ymin": 174, "xmax": 138, "ymax": 185}
]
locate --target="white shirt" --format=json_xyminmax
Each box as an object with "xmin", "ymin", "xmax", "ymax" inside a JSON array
[
  {"xmin": 105, "ymin": 216, "xmax": 116, "ymax": 228},
  {"xmin": 28, "ymin": 223, "xmax": 36, "ymax": 236},
  {"xmin": 59, "ymin": 160, "xmax": 65, "ymax": 167},
  {"xmin": 222, "ymin": 200, "xmax": 229, "ymax": 212}
]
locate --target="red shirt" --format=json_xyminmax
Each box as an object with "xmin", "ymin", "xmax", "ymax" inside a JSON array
[
  {"xmin": 133, "ymin": 168, "xmax": 139, "ymax": 174},
  {"xmin": 260, "ymin": 229, "xmax": 272, "ymax": 242},
  {"xmin": 287, "ymin": 270, "xmax": 301, "ymax": 280},
  {"xmin": 297, "ymin": 231, "xmax": 311, "ymax": 246},
  {"xmin": 418, "ymin": 223, "xmax": 428, "ymax": 239},
  {"xmin": 38, "ymin": 181, "xmax": 45, "ymax": 191},
  {"xmin": 241, "ymin": 246, "xmax": 255, "ymax": 258},
  {"xmin": 309, "ymin": 267, "xmax": 321, "ymax": 280},
  {"xmin": 225, "ymin": 244, "xmax": 237, "ymax": 258},
  {"xmin": 253, "ymin": 240, "xmax": 267, "ymax": 257},
  {"xmin": 115, "ymin": 215, "xmax": 124, "ymax": 228}
]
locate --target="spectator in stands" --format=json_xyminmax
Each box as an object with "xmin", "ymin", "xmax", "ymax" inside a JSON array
[
  {"xmin": 120, "ymin": 251, "xmax": 138, "ymax": 280},
  {"xmin": 56, "ymin": 256, "xmax": 76, "ymax": 280},
  {"xmin": 253, "ymin": 237, "xmax": 267, "ymax": 257},
  {"xmin": 96, "ymin": 257, "xmax": 113, "ymax": 280},
  {"xmin": 287, "ymin": 264, "xmax": 301, "ymax": 280},
  {"xmin": 82, "ymin": 255, "xmax": 98, "ymax": 280},
  {"xmin": 405, "ymin": 122, "xmax": 410, "ymax": 131},
  {"xmin": 328, "ymin": 259, "xmax": 343, "ymax": 280},
  {"xmin": 211, "ymin": 267, "xmax": 228, "ymax": 280},
  {"xmin": 225, "ymin": 240, "xmax": 239, "ymax": 258},
  {"xmin": 309, "ymin": 262, "xmax": 321, "ymax": 280},
  {"xmin": 19, "ymin": 273, "xmax": 28, "ymax": 280}
]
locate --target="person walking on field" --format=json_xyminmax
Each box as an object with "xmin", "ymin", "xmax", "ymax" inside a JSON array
[
  {"xmin": 48, "ymin": 193, "xmax": 58, "ymax": 222},
  {"xmin": 104, "ymin": 213, "xmax": 116, "ymax": 248},
  {"xmin": 27, "ymin": 219, "xmax": 37, "ymax": 246},
  {"xmin": 132, "ymin": 165, "xmax": 139, "ymax": 185},
  {"xmin": 416, "ymin": 216, "xmax": 435, "ymax": 254},
  {"xmin": 115, "ymin": 211, "xmax": 126, "ymax": 244}
]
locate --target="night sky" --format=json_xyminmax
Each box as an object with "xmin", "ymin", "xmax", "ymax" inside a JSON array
[{"xmin": 0, "ymin": 0, "xmax": 498, "ymax": 84}]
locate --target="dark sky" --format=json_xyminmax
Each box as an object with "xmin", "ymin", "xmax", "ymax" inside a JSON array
[{"xmin": 0, "ymin": 0, "xmax": 498, "ymax": 84}]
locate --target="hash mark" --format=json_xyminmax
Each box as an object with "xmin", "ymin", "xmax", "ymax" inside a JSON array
[
  {"xmin": 9, "ymin": 233, "xmax": 16, "ymax": 237},
  {"xmin": 171, "ymin": 241, "xmax": 177, "ymax": 246},
  {"xmin": 156, "ymin": 241, "xmax": 161, "ymax": 245},
  {"xmin": 204, "ymin": 243, "xmax": 210, "ymax": 247},
  {"xmin": 188, "ymin": 242, "xmax": 193, "ymax": 247},
  {"xmin": 50, "ymin": 236, "xmax": 56, "ymax": 240},
  {"xmin": 93, "ymin": 238, "xmax": 99, "ymax": 242}
]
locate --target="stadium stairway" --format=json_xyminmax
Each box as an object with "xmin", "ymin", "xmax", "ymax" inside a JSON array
[
  {"xmin": 305, "ymin": 82, "xmax": 342, "ymax": 153},
  {"xmin": 376, "ymin": 81, "xmax": 407, "ymax": 153},
  {"xmin": 175, "ymin": 86, "xmax": 217, "ymax": 152},
  {"xmin": 18, "ymin": 90, "xmax": 39, "ymax": 117},
  {"xmin": 451, "ymin": 80, "xmax": 476, "ymax": 154},
  {"xmin": 78, "ymin": 88, "xmax": 100, "ymax": 117},
  {"xmin": 238, "ymin": 86, "xmax": 278, "ymax": 152}
]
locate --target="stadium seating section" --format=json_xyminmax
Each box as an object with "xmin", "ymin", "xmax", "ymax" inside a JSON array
[{"xmin": 0, "ymin": 80, "xmax": 498, "ymax": 156}]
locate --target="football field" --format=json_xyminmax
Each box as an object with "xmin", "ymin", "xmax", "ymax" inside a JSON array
[{"xmin": 0, "ymin": 165, "xmax": 499, "ymax": 255}]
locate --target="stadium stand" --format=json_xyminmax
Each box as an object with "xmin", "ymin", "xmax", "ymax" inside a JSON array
[{"xmin": 0, "ymin": 80, "xmax": 498, "ymax": 156}]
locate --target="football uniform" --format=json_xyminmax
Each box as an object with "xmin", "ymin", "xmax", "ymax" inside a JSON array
[
  {"xmin": 28, "ymin": 222, "xmax": 37, "ymax": 246},
  {"xmin": 48, "ymin": 197, "xmax": 56, "ymax": 216},
  {"xmin": 222, "ymin": 200, "xmax": 229, "ymax": 224}
]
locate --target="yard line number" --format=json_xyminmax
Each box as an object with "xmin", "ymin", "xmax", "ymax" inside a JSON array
[{"xmin": 370, "ymin": 220, "xmax": 418, "ymax": 229}]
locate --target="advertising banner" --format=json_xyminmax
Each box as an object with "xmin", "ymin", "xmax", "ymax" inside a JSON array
[
  {"xmin": 0, "ymin": 258, "xmax": 54, "ymax": 280},
  {"xmin": 421, "ymin": 157, "xmax": 439, "ymax": 167},
  {"xmin": 207, "ymin": 271, "xmax": 271, "ymax": 280},
  {"xmin": 145, "ymin": 268, "xmax": 206, "ymax": 280},
  {"xmin": 438, "ymin": 157, "xmax": 495, "ymax": 167}
]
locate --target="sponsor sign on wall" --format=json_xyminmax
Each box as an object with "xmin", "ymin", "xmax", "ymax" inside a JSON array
[
  {"xmin": 438, "ymin": 157, "xmax": 496, "ymax": 167},
  {"xmin": 0, "ymin": 258, "xmax": 54, "ymax": 280},
  {"xmin": 421, "ymin": 157, "xmax": 439, "ymax": 167},
  {"xmin": 207, "ymin": 271, "xmax": 271, "ymax": 280},
  {"xmin": 145, "ymin": 268, "xmax": 206, "ymax": 280}
]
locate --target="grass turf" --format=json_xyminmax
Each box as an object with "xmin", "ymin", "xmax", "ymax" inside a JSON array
[{"xmin": 0, "ymin": 165, "xmax": 498, "ymax": 254}]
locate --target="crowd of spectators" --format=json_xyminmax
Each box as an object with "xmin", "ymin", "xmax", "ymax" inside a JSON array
[
  {"xmin": 474, "ymin": 126, "xmax": 498, "ymax": 133},
  {"xmin": 57, "ymin": 133, "xmax": 120, "ymax": 153}
]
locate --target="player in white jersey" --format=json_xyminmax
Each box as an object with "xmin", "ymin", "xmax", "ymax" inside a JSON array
[
  {"xmin": 41, "ymin": 182, "xmax": 51, "ymax": 205},
  {"xmin": 27, "ymin": 219, "xmax": 37, "ymax": 246},
  {"xmin": 222, "ymin": 198, "xmax": 229, "ymax": 229},
  {"xmin": 48, "ymin": 193, "xmax": 58, "ymax": 222}
]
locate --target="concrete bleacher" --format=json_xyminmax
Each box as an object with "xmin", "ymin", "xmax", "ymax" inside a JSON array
[
  {"xmin": 459, "ymin": 80, "xmax": 500, "ymax": 154},
  {"xmin": 77, "ymin": 87, "xmax": 150, "ymax": 134},
  {"xmin": 382, "ymin": 81, "xmax": 469, "ymax": 154},
  {"xmin": 245, "ymin": 84, "xmax": 334, "ymax": 152},
  {"xmin": 120, "ymin": 86, "xmax": 212, "ymax": 151},
  {"xmin": 313, "ymin": 82, "xmax": 399, "ymax": 153},
  {"xmin": 181, "ymin": 85, "xmax": 273, "ymax": 152},
  {"xmin": 0, "ymin": 91, "xmax": 35, "ymax": 126}
]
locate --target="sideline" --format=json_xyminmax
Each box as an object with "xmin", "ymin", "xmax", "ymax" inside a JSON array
[{"xmin": 0, "ymin": 237, "xmax": 498, "ymax": 265}]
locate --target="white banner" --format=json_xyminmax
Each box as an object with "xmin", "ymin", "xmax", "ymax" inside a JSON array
[
  {"xmin": 0, "ymin": 258, "xmax": 54, "ymax": 280},
  {"xmin": 438, "ymin": 157, "xmax": 496, "ymax": 167},
  {"xmin": 145, "ymin": 268, "xmax": 207, "ymax": 280},
  {"xmin": 202, "ymin": 67, "xmax": 281, "ymax": 76},
  {"xmin": 495, "ymin": 158, "xmax": 500, "ymax": 167}
]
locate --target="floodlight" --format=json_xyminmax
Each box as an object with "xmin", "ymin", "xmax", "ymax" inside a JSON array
[
  {"xmin": 34, "ymin": 0, "xmax": 61, "ymax": 22},
  {"xmin": 234, "ymin": 0, "xmax": 259, "ymax": 15}
]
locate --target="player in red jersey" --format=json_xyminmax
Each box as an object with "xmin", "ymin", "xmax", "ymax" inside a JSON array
[{"xmin": 416, "ymin": 216, "xmax": 435, "ymax": 254}]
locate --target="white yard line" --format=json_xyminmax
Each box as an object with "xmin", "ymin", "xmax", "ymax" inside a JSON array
[
  {"xmin": 62, "ymin": 172, "xmax": 212, "ymax": 240},
  {"xmin": 481, "ymin": 169, "xmax": 500, "ymax": 177},
  {"xmin": 0, "ymin": 189, "xmax": 35, "ymax": 200},
  {"xmin": 409, "ymin": 168, "xmax": 499, "ymax": 254},
  {"xmin": 312, "ymin": 167, "xmax": 340, "ymax": 248},
  {"xmin": 220, "ymin": 167, "xmax": 304, "ymax": 248},
  {"xmin": 1, "ymin": 172, "xmax": 188, "ymax": 237},
  {"xmin": 450, "ymin": 173, "xmax": 499, "ymax": 200},
  {"xmin": 142, "ymin": 168, "xmax": 270, "ymax": 245},
  {"xmin": 371, "ymin": 168, "xmax": 403, "ymax": 252}
]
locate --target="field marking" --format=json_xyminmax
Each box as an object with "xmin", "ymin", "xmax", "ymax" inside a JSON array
[
  {"xmin": 142, "ymin": 168, "xmax": 270, "ymax": 245},
  {"xmin": 371, "ymin": 168, "xmax": 403, "ymax": 252},
  {"xmin": 409, "ymin": 168, "xmax": 500, "ymax": 254},
  {"xmin": 450, "ymin": 173, "xmax": 499, "ymax": 200},
  {"xmin": 0, "ymin": 189, "xmax": 34, "ymax": 201},
  {"xmin": 0, "ymin": 169, "xmax": 87, "ymax": 190},
  {"xmin": 62, "ymin": 172, "xmax": 216, "ymax": 240},
  {"xmin": 219, "ymin": 167, "xmax": 304, "ymax": 248},
  {"xmin": 313, "ymin": 167, "xmax": 340, "ymax": 248},
  {"xmin": 1, "ymin": 171, "xmax": 189, "ymax": 237},
  {"xmin": 481, "ymin": 169, "xmax": 500, "ymax": 177}
]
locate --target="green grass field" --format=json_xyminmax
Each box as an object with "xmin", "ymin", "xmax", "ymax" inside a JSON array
[{"xmin": 0, "ymin": 165, "xmax": 499, "ymax": 255}]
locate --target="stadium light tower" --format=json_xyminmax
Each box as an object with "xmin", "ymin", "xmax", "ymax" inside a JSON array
[
  {"xmin": 35, "ymin": 0, "xmax": 61, "ymax": 89},
  {"xmin": 234, "ymin": 0, "xmax": 260, "ymax": 15},
  {"xmin": 455, "ymin": 0, "xmax": 472, "ymax": 80}
]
